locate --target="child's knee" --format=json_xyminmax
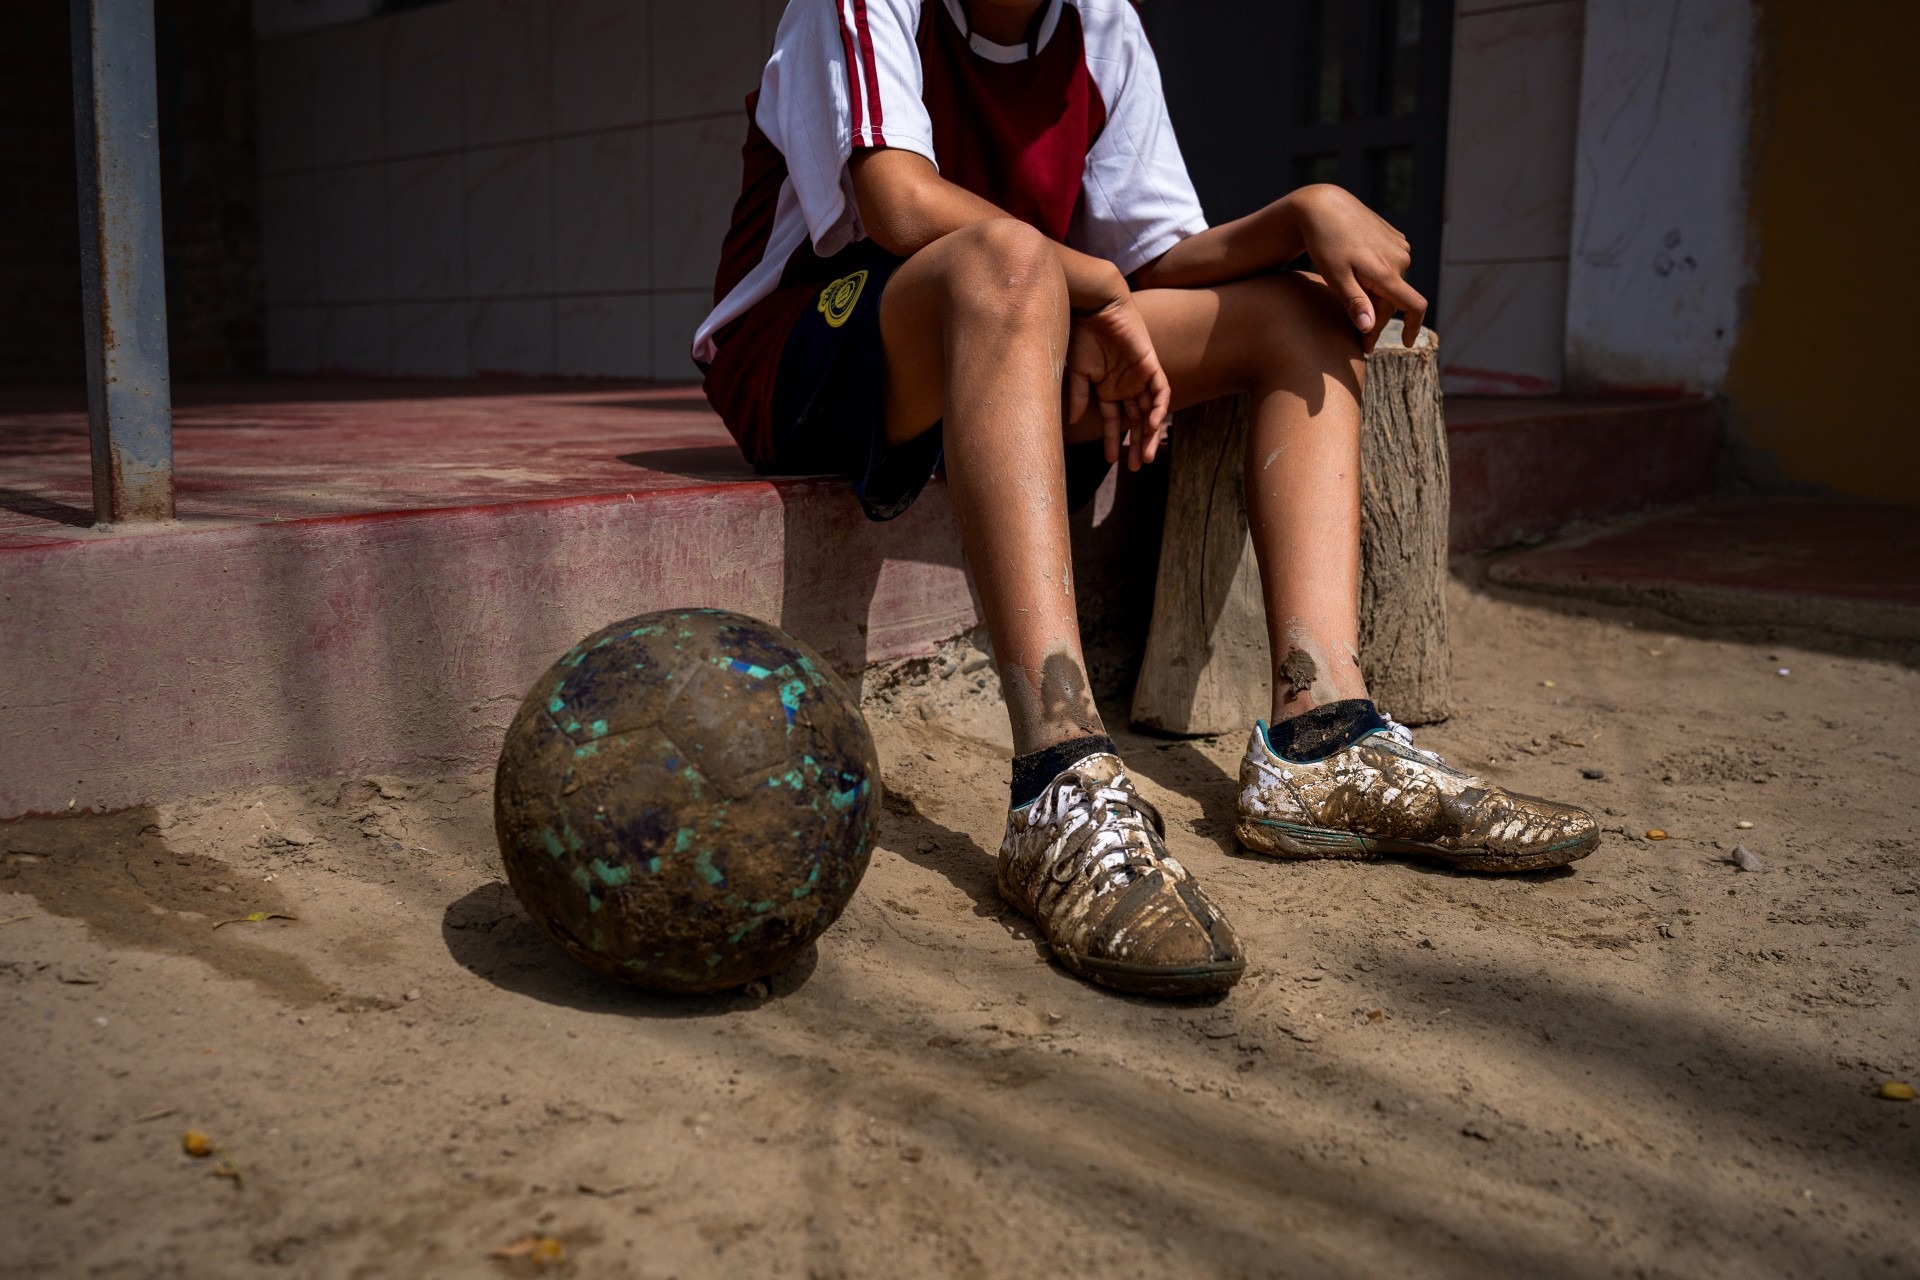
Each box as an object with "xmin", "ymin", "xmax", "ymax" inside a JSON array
[
  {"xmin": 1237, "ymin": 273, "xmax": 1364, "ymax": 390},
  {"xmin": 1276, "ymin": 272, "xmax": 1364, "ymax": 356},
  {"xmin": 934, "ymin": 220, "xmax": 1067, "ymax": 321}
]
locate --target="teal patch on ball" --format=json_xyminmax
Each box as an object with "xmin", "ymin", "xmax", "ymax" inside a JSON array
[{"xmin": 493, "ymin": 608, "xmax": 880, "ymax": 993}]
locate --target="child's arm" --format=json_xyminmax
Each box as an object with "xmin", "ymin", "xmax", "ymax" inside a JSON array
[
  {"xmin": 852, "ymin": 146, "xmax": 1171, "ymax": 457},
  {"xmin": 851, "ymin": 148, "xmax": 1131, "ymax": 313},
  {"xmin": 1130, "ymin": 184, "xmax": 1428, "ymax": 350}
]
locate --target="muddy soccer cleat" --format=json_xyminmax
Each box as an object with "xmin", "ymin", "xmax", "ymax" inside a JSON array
[
  {"xmin": 999, "ymin": 752, "xmax": 1245, "ymax": 997},
  {"xmin": 1236, "ymin": 713, "xmax": 1599, "ymax": 872}
]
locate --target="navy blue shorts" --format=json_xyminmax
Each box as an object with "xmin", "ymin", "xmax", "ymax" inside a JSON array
[{"xmin": 768, "ymin": 242, "xmax": 1116, "ymax": 523}]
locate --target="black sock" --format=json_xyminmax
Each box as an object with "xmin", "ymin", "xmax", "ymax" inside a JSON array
[
  {"xmin": 1266, "ymin": 699, "xmax": 1386, "ymax": 762},
  {"xmin": 1009, "ymin": 734, "xmax": 1117, "ymax": 808}
]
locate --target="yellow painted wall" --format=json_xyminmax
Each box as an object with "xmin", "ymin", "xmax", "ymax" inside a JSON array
[{"xmin": 1726, "ymin": 0, "xmax": 1920, "ymax": 500}]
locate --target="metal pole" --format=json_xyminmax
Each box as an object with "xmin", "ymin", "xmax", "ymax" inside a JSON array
[{"xmin": 70, "ymin": 0, "xmax": 175, "ymax": 525}]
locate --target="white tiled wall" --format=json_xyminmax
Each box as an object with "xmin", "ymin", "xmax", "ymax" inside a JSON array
[
  {"xmin": 1437, "ymin": 0, "xmax": 1583, "ymax": 395},
  {"xmin": 1564, "ymin": 0, "xmax": 1753, "ymax": 393},
  {"xmin": 257, "ymin": 0, "xmax": 787, "ymax": 380}
]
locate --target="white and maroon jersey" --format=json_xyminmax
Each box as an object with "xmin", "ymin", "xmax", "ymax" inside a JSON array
[{"xmin": 694, "ymin": 0, "xmax": 1206, "ymax": 388}]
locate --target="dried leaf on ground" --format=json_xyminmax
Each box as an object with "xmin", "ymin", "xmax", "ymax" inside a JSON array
[
  {"xmin": 489, "ymin": 1233, "xmax": 565, "ymax": 1263},
  {"xmin": 211, "ymin": 911, "xmax": 298, "ymax": 931}
]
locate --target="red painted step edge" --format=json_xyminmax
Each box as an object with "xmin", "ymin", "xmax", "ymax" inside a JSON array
[{"xmin": 1446, "ymin": 397, "xmax": 1721, "ymax": 552}]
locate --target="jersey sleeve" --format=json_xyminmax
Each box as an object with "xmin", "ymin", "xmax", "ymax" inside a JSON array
[
  {"xmin": 1071, "ymin": 1, "xmax": 1208, "ymax": 275},
  {"xmin": 755, "ymin": 0, "xmax": 936, "ymax": 258}
]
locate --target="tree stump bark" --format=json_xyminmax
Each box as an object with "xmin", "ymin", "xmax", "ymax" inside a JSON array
[
  {"xmin": 1129, "ymin": 321, "xmax": 1451, "ymax": 734},
  {"xmin": 1125, "ymin": 393, "xmax": 1264, "ymax": 736},
  {"xmin": 1355, "ymin": 324, "xmax": 1452, "ymax": 724}
]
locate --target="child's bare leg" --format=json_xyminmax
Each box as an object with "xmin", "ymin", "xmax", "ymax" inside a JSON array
[
  {"xmin": 877, "ymin": 223, "xmax": 1245, "ymax": 995},
  {"xmin": 876, "ymin": 220, "xmax": 1101, "ymax": 755},
  {"xmin": 1128, "ymin": 273, "xmax": 1600, "ymax": 871},
  {"xmin": 1125, "ymin": 272, "xmax": 1371, "ymax": 723}
]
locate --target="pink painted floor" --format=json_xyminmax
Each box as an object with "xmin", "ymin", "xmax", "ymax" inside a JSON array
[
  {"xmin": 2, "ymin": 381, "xmax": 1718, "ymax": 555},
  {"xmin": 0, "ymin": 380, "xmax": 757, "ymax": 546},
  {"xmin": 1490, "ymin": 497, "xmax": 1920, "ymax": 606},
  {"xmin": 10, "ymin": 380, "xmax": 1896, "ymax": 606}
]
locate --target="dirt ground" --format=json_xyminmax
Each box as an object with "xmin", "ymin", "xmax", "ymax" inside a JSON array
[{"xmin": 4, "ymin": 581, "xmax": 1918, "ymax": 1279}]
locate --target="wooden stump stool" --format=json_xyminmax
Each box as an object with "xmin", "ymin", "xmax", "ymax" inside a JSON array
[{"xmin": 1129, "ymin": 321, "xmax": 1452, "ymax": 734}]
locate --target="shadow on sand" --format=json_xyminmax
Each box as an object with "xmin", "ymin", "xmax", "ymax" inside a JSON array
[{"xmin": 440, "ymin": 880, "xmax": 820, "ymax": 1019}]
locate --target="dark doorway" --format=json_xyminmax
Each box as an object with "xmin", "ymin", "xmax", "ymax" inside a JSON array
[{"xmin": 1142, "ymin": 0, "xmax": 1454, "ymax": 318}]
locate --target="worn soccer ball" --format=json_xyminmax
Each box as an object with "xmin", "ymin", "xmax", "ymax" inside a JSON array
[{"xmin": 493, "ymin": 608, "xmax": 880, "ymax": 993}]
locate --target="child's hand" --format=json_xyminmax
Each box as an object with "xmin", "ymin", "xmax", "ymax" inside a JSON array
[
  {"xmin": 1065, "ymin": 295, "xmax": 1172, "ymax": 471},
  {"xmin": 1292, "ymin": 184, "xmax": 1427, "ymax": 352}
]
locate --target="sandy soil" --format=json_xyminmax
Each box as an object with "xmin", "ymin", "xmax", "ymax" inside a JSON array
[{"xmin": 4, "ymin": 582, "xmax": 1918, "ymax": 1279}]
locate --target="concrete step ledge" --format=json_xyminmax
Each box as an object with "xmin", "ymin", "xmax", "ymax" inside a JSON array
[
  {"xmin": 0, "ymin": 479, "xmax": 978, "ymax": 818},
  {"xmin": 1, "ymin": 382, "xmax": 1725, "ymax": 818}
]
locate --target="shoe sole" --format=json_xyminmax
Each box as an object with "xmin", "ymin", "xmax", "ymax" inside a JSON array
[
  {"xmin": 1235, "ymin": 815, "xmax": 1597, "ymax": 873},
  {"xmin": 1059, "ymin": 949, "xmax": 1246, "ymax": 998},
  {"xmin": 996, "ymin": 874, "xmax": 1246, "ymax": 999}
]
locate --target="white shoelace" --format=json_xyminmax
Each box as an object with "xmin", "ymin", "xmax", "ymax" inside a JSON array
[
  {"xmin": 1030, "ymin": 775, "xmax": 1159, "ymax": 891},
  {"xmin": 1382, "ymin": 714, "xmax": 1446, "ymax": 765}
]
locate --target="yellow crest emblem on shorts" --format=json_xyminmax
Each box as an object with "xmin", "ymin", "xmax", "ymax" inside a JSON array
[{"xmin": 817, "ymin": 269, "xmax": 869, "ymax": 329}]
